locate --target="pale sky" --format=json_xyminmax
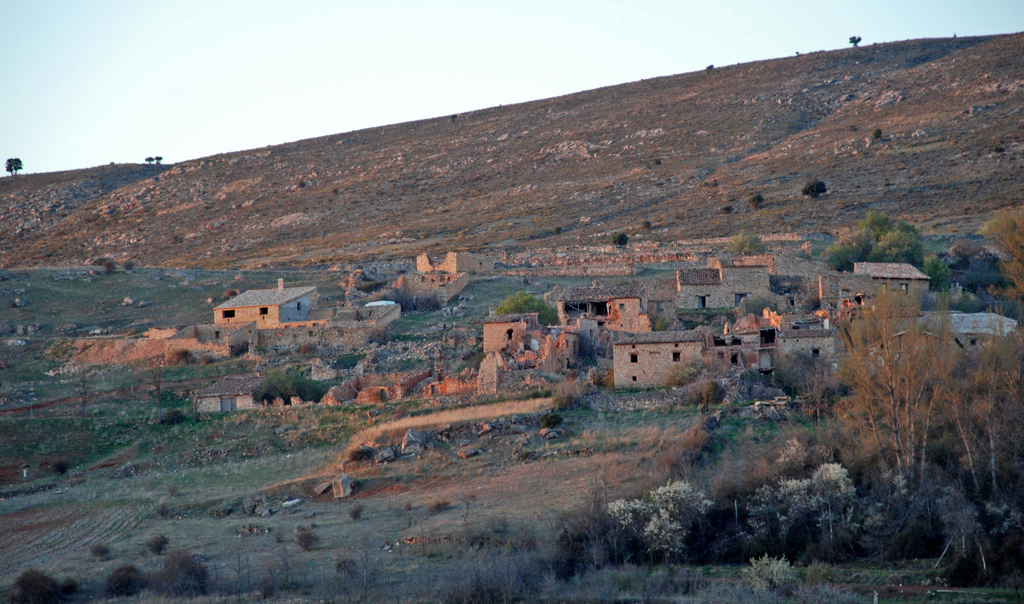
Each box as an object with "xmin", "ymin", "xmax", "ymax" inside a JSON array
[{"xmin": 2, "ymin": 1, "xmax": 1023, "ymax": 174}]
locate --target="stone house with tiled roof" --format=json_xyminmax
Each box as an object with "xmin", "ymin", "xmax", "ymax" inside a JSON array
[
  {"xmin": 612, "ymin": 330, "xmax": 706, "ymax": 388},
  {"xmin": 194, "ymin": 376, "xmax": 263, "ymax": 412},
  {"xmin": 853, "ymin": 262, "xmax": 930, "ymax": 299},
  {"xmin": 215, "ymin": 279, "xmax": 317, "ymax": 328},
  {"xmin": 676, "ymin": 257, "xmax": 773, "ymax": 309}
]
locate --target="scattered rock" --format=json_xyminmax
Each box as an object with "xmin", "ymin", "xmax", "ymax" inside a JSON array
[
  {"xmin": 283, "ymin": 497, "xmax": 303, "ymax": 508},
  {"xmin": 457, "ymin": 448, "xmax": 482, "ymax": 459},
  {"xmin": 111, "ymin": 463, "xmax": 141, "ymax": 479},
  {"xmin": 210, "ymin": 507, "xmax": 233, "ymax": 518},
  {"xmin": 332, "ymin": 473, "xmax": 356, "ymax": 498},
  {"xmin": 122, "ymin": 296, "xmax": 134, "ymax": 306},
  {"xmin": 314, "ymin": 480, "xmax": 333, "ymax": 495},
  {"xmin": 375, "ymin": 447, "xmax": 396, "ymax": 464},
  {"xmin": 539, "ymin": 427, "xmax": 562, "ymax": 440},
  {"xmin": 402, "ymin": 429, "xmax": 428, "ymax": 455},
  {"xmin": 12, "ymin": 298, "xmax": 26, "ymax": 308},
  {"xmin": 243, "ymin": 494, "xmax": 274, "ymax": 517}
]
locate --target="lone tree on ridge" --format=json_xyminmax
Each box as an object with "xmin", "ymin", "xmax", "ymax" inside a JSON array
[
  {"xmin": 849, "ymin": 36, "xmax": 862, "ymax": 47},
  {"xmin": 145, "ymin": 157, "xmax": 154, "ymax": 164},
  {"xmin": 6, "ymin": 158, "xmax": 23, "ymax": 176}
]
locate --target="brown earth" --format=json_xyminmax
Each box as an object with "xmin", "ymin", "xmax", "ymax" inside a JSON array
[{"xmin": 2, "ymin": 33, "xmax": 1023, "ymax": 269}]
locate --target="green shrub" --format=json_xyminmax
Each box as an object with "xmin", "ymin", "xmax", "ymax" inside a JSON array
[
  {"xmin": 748, "ymin": 192, "xmax": 764, "ymax": 208},
  {"xmin": 255, "ymin": 368, "xmax": 326, "ymax": 404},
  {"xmin": 728, "ymin": 231, "xmax": 767, "ymax": 255},
  {"xmin": 295, "ymin": 528, "xmax": 319, "ymax": 551},
  {"xmin": 540, "ymin": 412, "xmax": 563, "ymax": 429},
  {"xmin": 802, "ymin": 180, "xmax": 827, "ymax": 198},
  {"xmin": 923, "ymin": 255, "xmax": 951, "ymax": 291},
  {"xmin": 161, "ymin": 409, "xmax": 185, "ymax": 425},
  {"xmin": 494, "ymin": 291, "xmax": 559, "ymax": 326},
  {"xmin": 612, "ymin": 233, "xmax": 629, "ymax": 246},
  {"xmin": 147, "ymin": 534, "xmax": 169, "ymax": 555},
  {"xmin": 11, "ymin": 569, "xmax": 64, "ymax": 604}
]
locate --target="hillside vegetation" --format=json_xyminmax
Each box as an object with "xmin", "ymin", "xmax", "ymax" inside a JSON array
[{"xmin": 2, "ymin": 33, "xmax": 1023, "ymax": 268}]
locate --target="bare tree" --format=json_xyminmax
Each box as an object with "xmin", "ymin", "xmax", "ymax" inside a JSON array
[
  {"xmin": 143, "ymin": 358, "xmax": 166, "ymax": 423},
  {"xmin": 837, "ymin": 292, "xmax": 958, "ymax": 480},
  {"xmin": 75, "ymin": 367, "xmax": 94, "ymax": 429}
]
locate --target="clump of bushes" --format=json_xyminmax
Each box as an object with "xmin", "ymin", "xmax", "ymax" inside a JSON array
[
  {"xmin": 802, "ymin": 180, "xmax": 827, "ymax": 198},
  {"xmin": 427, "ymin": 499, "xmax": 452, "ymax": 515},
  {"xmin": 151, "ymin": 549, "xmax": 209, "ymax": 597},
  {"xmin": 728, "ymin": 231, "xmax": 767, "ymax": 255},
  {"xmin": 105, "ymin": 564, "xmax": 145, "ymax": 597},
  {"xmin": 50, "ymin": 456, "xmax": 71, "ymax": 476},
  {"xmin": 255, "ymin": 367, "xmax": 325, "ymax": 404},
  {"xmin": 90, "ymin": 543, "xmax": 110, "ymax": 559},
  {"xmin": 742, "ymin": 555, "xmax": 795, "ymax": 591},
  {"xmin": 295, "ymin": 527, "xmax": 319, "ymax": 551},
  {"xmin": 540, "ymin": 412, "xmax": 563, "ymax": 429},
  {"xmin": 160, "ymin": 409, "xmax": 185, "ymax": 425},
  {"xmin": 164, "ymin": 348, "xmax": 193, "ymax": 366},
  {"xmin": 147, "ymin": 533, "xmax": 170, "ymax": 555},
  {"xmin": 10, "ymin": 569, "xmax": 75, "ymax": 604}
]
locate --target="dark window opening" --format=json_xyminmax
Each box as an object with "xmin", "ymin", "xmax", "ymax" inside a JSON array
[
  {"xmin": 260, "ymin": 307, "xmax": 269, "ymax": 316},
  {"xmin": 297, "ymin": 301, "xmax": 303, "ymax": 310},
  {"xmin": 672, "ymin": 352, "xmax": 681, "ymax": 362},
  {"xmin": 222, "ymin": 309, "xmax": 235, "ymax": 319},
  {"xmin": 734, "ymin": 293, "xmax": 747, "ymax": 307},
  {"xmin": 970, "ymin": 339, "xmax": 978, "ymax": 346},
  {"xmin": 730, "ymin": 353, "xmax": 739, "ymax": 365},
  {"xmin": 591, "ymin": 301, "xmax": 609, "ymax": 316},
  {"xmin": 629, "ymin": 353, "xmax": 638, "ymax": 363},
  {"xmin": 713, "ymin": 337, "xmax": 726, "ymax": 346},
  {"xmin": 760, "ymin": 329, "xmax": 776, "ymax": 345},
  {"xmin": 788, "ymin": 297, "xmax": 795, "ymax": 307},
  {"xmin": 730, "ymin": 338, "xmax": 742, "ymax": 346},
  {"xmin": 214, "ymin": 331, "xmax": 220, "ymax": 339},
  {"xmin": 631, "ymin": 376, "xmax": 637, "ymax": 382},
  {"xmin": 564, "ymin": 302, "xmax": 587, "ymax": 317},
  {"xmin": 697, "ymin": 295, "xmax": 707, "ymax": 309},
  {"xmin": 811, "ymin": 348, "xmax": 820, "ymax": 357},
  {"xmin": 506, "ymin": 328, "xmax": 514, "ymax": 341}
]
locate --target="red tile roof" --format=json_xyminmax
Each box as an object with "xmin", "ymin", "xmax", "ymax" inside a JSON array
[{"xmin": 677, "ymin": 268, "xmax": 721, "ymax": 285}]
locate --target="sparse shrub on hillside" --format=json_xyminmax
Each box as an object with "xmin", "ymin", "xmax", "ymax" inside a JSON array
[
  {"xmin": 106, "ymin": 564, "xmax": 145, "ymax": 597},
  {"xmin": 540, "ymin": 412, "xmax": 563, "ymax": 429},
  {"xmin": 427, "ymin": 499, "xmax": 452, "ymax": 515},
  {"xmin": 872, "ymin": 128, "xmax": 882, "ymax": 140},
  {"xmin": 51, "ymin": 456, "xmax": 70, "ymax": 475},
  {"xmin": 152, "ymin": 549, "xmax": 209, "ymax": 597},
  {"xmin": 923, "ymin": 255, "xmax": 952, "ymax": 291},
  {"xmin": 298, "ymin": 341, "xmax": 317, "ymax": 355},
  {"xmin": 148, "ymin": 534, "xmax": 170, "ymax": 555},
  {"xmin": 802, "ymin": 180, "xmax": 827, "ymax": 198},
  {"xmin": 668, "ymin": 360, "xmax": 703, "ymax": 387},
  {"xmin": 348, "ymin": 446, "xmax": 375, "ymax": 463},
  {"xmin": 612, "ymin": 232, "xmax": 629, "ymax": 246},
  {"xmin": 164, "ymin": 348, "xmax": 193, "ymax": 366},
  {"xmin": 161, "ymin": 409, "xmax": 185, "ymax": 425},
  {"xmin": 700, "ymin": 380, "xmax": 723, "ymax": 410},
  {"xmin": 349, "ymin": 503, "xmax": 364, "ymax": 522},
  {"xmin": 849, "ymin": 36, "xmax": 862, "ymax": 47},
  {"xmin": 719, "ymin": 205, "xmax": 733, "ymax": 215},
  {"xmin": 11, "ymin": 569, "xmax": 64, "ymax": 604},
  {"xmin": 90, "ymin": 543, "xmax": 111, "ymax": 559},
  {"xmin": 552, "ymin": 379, "xmax": 580, "ymax": 410},
  {"xmin": 122, "ymin": 259, "xmax": 135, "ymax": 271},
  {"xmin": 295, "ymin": 528, "xmax": 319, "ymax": 551},
  {"xmin": 748, "ymin": 192, "xmax": 764, "ymax": 208}
]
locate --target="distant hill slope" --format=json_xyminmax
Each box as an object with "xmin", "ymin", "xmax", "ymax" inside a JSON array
[{"xmin": 2, "ymin": 33, "xmax": 1022, "ymax": 268}]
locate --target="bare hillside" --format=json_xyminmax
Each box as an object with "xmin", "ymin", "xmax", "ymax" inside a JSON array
[{"xmin": 2, "ymin": 33, "xmax": 1023, "ymax": 268}]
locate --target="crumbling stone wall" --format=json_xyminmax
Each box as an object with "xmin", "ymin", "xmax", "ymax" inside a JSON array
[
  {"xmin": 477, "ymin": 352, "xmax": 501, "ymax": 395},
  {"xmin": 416, "ymin": 251, "xmax": 493, "ymax": 274},
  {"xmin": 777, "ymin": 331, "xmax": 838, "ymax": 358},
  {"xmin": 394, "ymin": 272, "xmax": 469, "ymax": 303}
]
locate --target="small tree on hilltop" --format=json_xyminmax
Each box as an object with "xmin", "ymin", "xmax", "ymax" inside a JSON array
[
  {"xmin": 849, "ymin": 36, "xmax": 862, "ymax": 47},
  {"xmin": 6, "ymin": 157, "xmax": 23, "ymax": 176},
  {"xmin": 154, "ymin": 156, "xmax": 163, "ymax": 164},
  {"xmin": 145, "ymin": 157, "xmax": 154, "ymax": 164}
]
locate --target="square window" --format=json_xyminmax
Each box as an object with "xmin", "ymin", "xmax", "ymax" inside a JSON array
[
  {"xmin": 222, "ymin": 309, "xmax": 235, "ymax": 319},
  {"xmin": 631, "ymin": 376, "xmax": 637, "ymax": 382},
  {"xmin": 260, "ymin": 307, "xmax": 269, "ymax": 315},
  {"xmin": 812, "ymin": 348, "xmax": 820, "ymax": 357},
  {"xmin": 630, "ymin": 353, "xmax": 638, "ymax": 363},
  {"xmin": 672, "ymin": 352, "xmax": 681, "ymax": 362}
]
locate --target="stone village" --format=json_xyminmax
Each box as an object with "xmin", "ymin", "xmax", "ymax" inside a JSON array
[{"xmin": 62, "ymin": 246, "xmax": 1018, "ymax": 414}]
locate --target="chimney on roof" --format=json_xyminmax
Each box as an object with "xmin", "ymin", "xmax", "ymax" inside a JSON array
[{"xmin": 278, "ymin": 278, "xmax": 284, "ymax": 290}]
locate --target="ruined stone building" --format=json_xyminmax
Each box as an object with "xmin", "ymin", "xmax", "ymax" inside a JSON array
[
  {"xmin": 920, "ymin": 311, "xmax": 1019, "ymax": 351},
  {"xmin": 549, "ymin": 284, "xmax": 652, "ymax": 332},
  {"xmin": 416, "ymin": 251, "xmax": 493, "ymax": 275},
  {"xmin": 482, "ymin": 313, "xmax": 578, "ymax": 374},
  {"xmin": 393, "ymin": 251, "xmax": 491, "ymax": 304},
  {"xmin": 612, "ymin": 331, "xmax": 705, "ymax": 389}
]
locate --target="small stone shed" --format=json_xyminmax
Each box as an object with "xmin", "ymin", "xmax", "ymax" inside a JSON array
[
  {"xmin": 194, "ymin": 376, "xmax": 263, "ymax": 412},
  {"xmin": 550, "ymin": 284, "xmax": 651, "ymax": 332}
]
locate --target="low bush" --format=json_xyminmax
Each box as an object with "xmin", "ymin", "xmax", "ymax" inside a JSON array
[
  {"xmin": 11, "ymin": 569, "xmax": 65, "ymax": 604},
  {"xmin": 255, "ymin": 368, "xmax": 325, "ymax": 404},
  {"xmin": 161, "ymin": 409, "xmax": 185, "ymax": 425},
  {"xmin": 151, "ymin": 549, "xmax": 209, "ymax": 597},
  {"xmin": 742, "ymin": 554, "xmax": 795, "ymax": 591},
  {"xmin": 540, "ymin": 412, "xmax": 563, "ymax": 429},
  {"xmin": 802, "ymin": 180, "xmax": 827, "ymax": 198},
  {"xmin": 90, "ymin": 543, "xmax": 110, "ymax": 559},
  {"xmin": 349, "ymin": 503, "xmax": 364, "ymax": 522},
  {"xmin": 105, "ymin": 564, "xmax": 145, "ymax": 597},
  {"xmin": 164, "ymin": 348, "xmax": 193, "ymax": 366},
  {"xmin": 427, "ymin": 499, "xmax": 452, "ymax": 515},
  {"xmin": 298, "ymin": 341, "xmax": 317, "ymax": 355},
  {"xmin": 295, "ymin": 528, "xmax": 319, "ymax": 551},
  {"xmin": 51, "ymin": 456, "xmax": 70, "ymax": 475},
  {"xmin": 552, "ymin": 380, "xmax": 580, "ymax": 410},
  {"xmin": 348, "ymin": 446, "xmax": 375, "ymax": 462},
  {"xmin": 148, "ymin": 534, "xmax": 169, "ymax": 555}
]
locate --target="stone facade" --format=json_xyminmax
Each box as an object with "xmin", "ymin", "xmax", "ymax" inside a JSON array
[
  {"xmin": 215, "ymin": 281, "xmax": 317, "ymax": 328},
  {"xmin": 482, "ymin": 313, "xmax": 578, "ymax": 373},
  {"xmin": 551, "ymin": 284, "xmax": 651, "ymax": 332},
  {"xmin": 416, "ymin": 251, "xmax": 493, "ymax": 274},
  {"xmin": 676, "ymin": 257, "xmax": 773, "ymax": 309},
  {"xmin": 394, "ymin": 271, "xmax": 469, "ymax": 303},
  {"xmin": 853, "ymin": 262, "xmax": 930, "ymax": 299},
  {"xmin": 194, "ymin": 376, "xmax": 262, "ymax": 412},
  {"xmin": 613, "ymin": 331, "xmax": 705, "ymax": 389}
]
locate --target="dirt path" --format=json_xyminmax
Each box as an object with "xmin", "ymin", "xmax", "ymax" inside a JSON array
[{"xmin": 346, "ymin": 397, "xmax": 555, "ymax": 448}]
